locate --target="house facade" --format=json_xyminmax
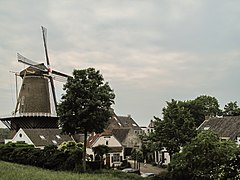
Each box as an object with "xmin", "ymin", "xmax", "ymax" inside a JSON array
[
  {"xmin": 106, "ymin": 113, "xmax": 144, "ymax": 159},
  {"xmin": 87, "ymin": 130, "xmax": 124, "ymax": 167}
]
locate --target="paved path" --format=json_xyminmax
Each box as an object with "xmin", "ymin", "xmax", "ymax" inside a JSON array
[{"xmin": 129, "ymin": 160, "xmax": 167, "ymax": 175}]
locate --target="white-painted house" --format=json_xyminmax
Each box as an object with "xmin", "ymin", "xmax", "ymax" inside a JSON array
[{"xmin": 88, "ymin": 130, "xmax": 124, "ymax": 167}]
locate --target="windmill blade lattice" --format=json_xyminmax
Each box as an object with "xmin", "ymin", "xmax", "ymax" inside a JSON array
[{"xmin": 41, "ymin": 26, "xmax": 57, "ymax": 109}]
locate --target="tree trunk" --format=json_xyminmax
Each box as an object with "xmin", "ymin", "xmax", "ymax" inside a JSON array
[
  {"xmin": 83, "ymin": 129, "xmax": 87, "ymax": 172},
  {"xmin": 100, "ymin": 156, "xmax": 102, "ymax": 169}
]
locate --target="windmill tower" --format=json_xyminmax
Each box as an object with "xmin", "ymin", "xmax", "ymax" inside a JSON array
[{"xmin": 1, "ymin": 27, "xmax": 70, "ymax": 131}]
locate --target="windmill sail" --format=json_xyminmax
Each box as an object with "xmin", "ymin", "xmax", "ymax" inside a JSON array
[{"xmin": 0, "ymin": 26, "xmax": 72, "ymax": 130}]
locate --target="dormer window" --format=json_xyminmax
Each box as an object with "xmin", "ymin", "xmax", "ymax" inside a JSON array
[
  {"xmin": 52, "ymin": 140, "xmax": 57, "ymax": 145},
  {"xmin": 204, "ymin": 127, "xmax": 210, "ymax": 130},
  {"xmin": 40, "ymin": 135, "xmax": 45, "ymax": 140},
  {"xmin": 56, "ymin": 135, "xmax": 61, "ymax": 139}
]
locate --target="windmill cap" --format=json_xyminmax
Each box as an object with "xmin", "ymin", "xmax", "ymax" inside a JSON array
[{"xmin": 20, "ymin": 63, "xmax": 48, "ymax": 78}]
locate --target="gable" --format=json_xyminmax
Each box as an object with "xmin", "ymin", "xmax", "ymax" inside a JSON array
[
  {"xmin": 112, "ymin": 128, "xmax": 130, "ymax": 143},
  {"xmin": 12, "ymin": 128, "xmax": 34, "ymax": 145},
  {"xmin": 112, "ymin": 128, "xmax": 141, "ymax": 148},
  {"xmin": 92, "ymin": 135, "xmax": 122, "ymax": 148}
]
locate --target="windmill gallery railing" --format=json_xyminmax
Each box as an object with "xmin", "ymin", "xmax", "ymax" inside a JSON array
[
  {"xmin": 0, "ymin": 112, "xmax": 58, "ymax": 130},
  {"xmin": 0, "ymin": 112, "xmax": 58, "ymax": 119}
]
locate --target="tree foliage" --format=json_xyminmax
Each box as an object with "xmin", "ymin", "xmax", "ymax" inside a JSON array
[
  {"xmin": 58, "ymin": 141, "xmax": 83, "ymax": 153},
  {"xmin": 194, "ymin": 95, "xmax": 221, "ymax": 117},
  {"xmin": 154, "ymin": 99, "xmax": 197, "ymax": 157},
  {"xmin": 168, "ymin": 130, "xmax": 240, "ymax": 179},
  {"xmin": 179, "ymin": 95, "xmax": 221, "ymax": 127},
  {"xmin": 58, "ymin": 68, "xmax": 115, "ymax": 134},
  {"xmin": 92, "ymin": 145, "xmax": 110, "ymax": 160},
  {"xmin": 57, "ymin": 68, "xmax": 115, "ymax": 171},
  {"xmin": 223, "ymin": 101, "xmax": 240, "ymax": 116},
  {"xmin": 180, "ymin": 100, "xmax": 205, "ymax": 127}
]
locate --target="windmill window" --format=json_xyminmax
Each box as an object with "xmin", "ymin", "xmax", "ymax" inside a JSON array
[
  {"xmin": 52, "ymin": 140, "xmax": 57, "ymax": 145},
  {"xmin": 40, "ymin": 135, "xmax": 46, "ymax": 140}
]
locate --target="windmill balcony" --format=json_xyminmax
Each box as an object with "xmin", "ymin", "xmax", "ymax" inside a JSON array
[{"xmin": 0, "ymin": 112, "xmax": 57, "ymax": 119}]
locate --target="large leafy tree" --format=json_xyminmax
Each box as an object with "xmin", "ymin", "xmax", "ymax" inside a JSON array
[
  {"xmin": 194, "ymin": 95, "xmax": 221, "ymax": 117},
  {"xmin": 57, "ymin": 68, "xmax": 115, "ymax": 172},
  {"xmin": 168, "ymin": 131, "xmax": 240, "ymax": 179},
  {"xmin": 180, "ymin": 100, "xmax": 205, "ymax": 127},
  {"xmin": 223, "ymin": 101, "xmax": 240, "ymax": 116},
  {"xmin": 180, "ymin": 95, "xmax": 222, "ymax": 127},
  {"xmin": 154, "ymin": 99, "xmax": 197, "ymax": 157}
]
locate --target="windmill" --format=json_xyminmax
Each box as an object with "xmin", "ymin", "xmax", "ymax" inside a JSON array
[{"xmin": 1, "ymin": 27, "xmax": 71, "ymax": 130}]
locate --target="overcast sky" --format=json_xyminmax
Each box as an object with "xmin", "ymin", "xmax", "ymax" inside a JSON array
[{"xmin": 1, "ymin": 1, "xmax": 240, "ymax": 128}]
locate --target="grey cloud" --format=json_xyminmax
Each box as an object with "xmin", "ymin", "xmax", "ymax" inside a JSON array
[{"xmin": 1, "ymin": 0, "xmax": 240, "ymax": 127}]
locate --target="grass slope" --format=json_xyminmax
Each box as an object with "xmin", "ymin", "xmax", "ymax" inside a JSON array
[{"xmin": 0, "ymin": 161, "xmax": 142, "ymax": 180}]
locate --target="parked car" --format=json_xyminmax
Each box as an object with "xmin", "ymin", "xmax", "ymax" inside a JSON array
[
  {"xmin": 141, "ymin": 172, "xmax": 156, "ymax": 178},
  {"xmin": 122, "ymin": 168, "xmax": 140, "ymax": 175}
]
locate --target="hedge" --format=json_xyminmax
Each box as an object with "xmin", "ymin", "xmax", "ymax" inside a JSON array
[{"xmin": 0, "ymin": 142, "xmax": 101, "ymax": 172}]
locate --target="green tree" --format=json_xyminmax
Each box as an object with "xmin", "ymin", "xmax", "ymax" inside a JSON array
[
  {"xmin": 223, "ymin": 101, "xmax": 240, "ymax": 116},
  {"xmin": 92, "ymin": 145, "xmax": 110, "ymax": 169},
  {"xmin": 57, "ymin": 68, "xmax": 115, "ymax": 172},
  {"xmin": 194, "ymin": 95, "xmax": 221, "ymax": 117},
  {"xmin": 154, "ymin": 99, "xmax": 197, "ymax": 157},
  {"xmin": 58, "ymin": 141, "xmax": 83, "ymax": 153},
  {"xmin": 168, "ymin": 130, "xmax": 240, "ymax": 179},
  {"xmin": 140, "ymin": 133, "xmax": 157, "ymax": 163},
  {"xmin": 131, "ymin": 148, "xmax": 143, "ymax": 169},
  {"xmin": 180, "ymin": 100, "xmax": 205, "ymax": 127}
]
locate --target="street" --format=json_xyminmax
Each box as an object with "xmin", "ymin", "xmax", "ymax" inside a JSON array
[{"xmin": 128, "ymin": 160, "xmax": 167, "ymax": 175}]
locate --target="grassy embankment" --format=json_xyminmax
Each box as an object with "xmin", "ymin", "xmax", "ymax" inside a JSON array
[{"xmin": 0, "ymin": 161, "xmax": 142, "ymax": 180}]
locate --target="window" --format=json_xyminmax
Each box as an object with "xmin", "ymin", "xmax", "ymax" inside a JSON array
[
  {"xmin": 112, "ymin": 154, "xmax": 120, "ymax": 162},
  {"xmin": 106, "ymin": 140, "xmax": 109, "ymax": 145},
  {"xmin": 52, "ymin": 140, "xmax": 57, "ymax": 145},
  {"xmin": 40, "ymin": 135, "xmax": 45, "ymax": 140},
  {"xmin": 19, "ymin": 133, "xmax": 22, "ymax": 138}
]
